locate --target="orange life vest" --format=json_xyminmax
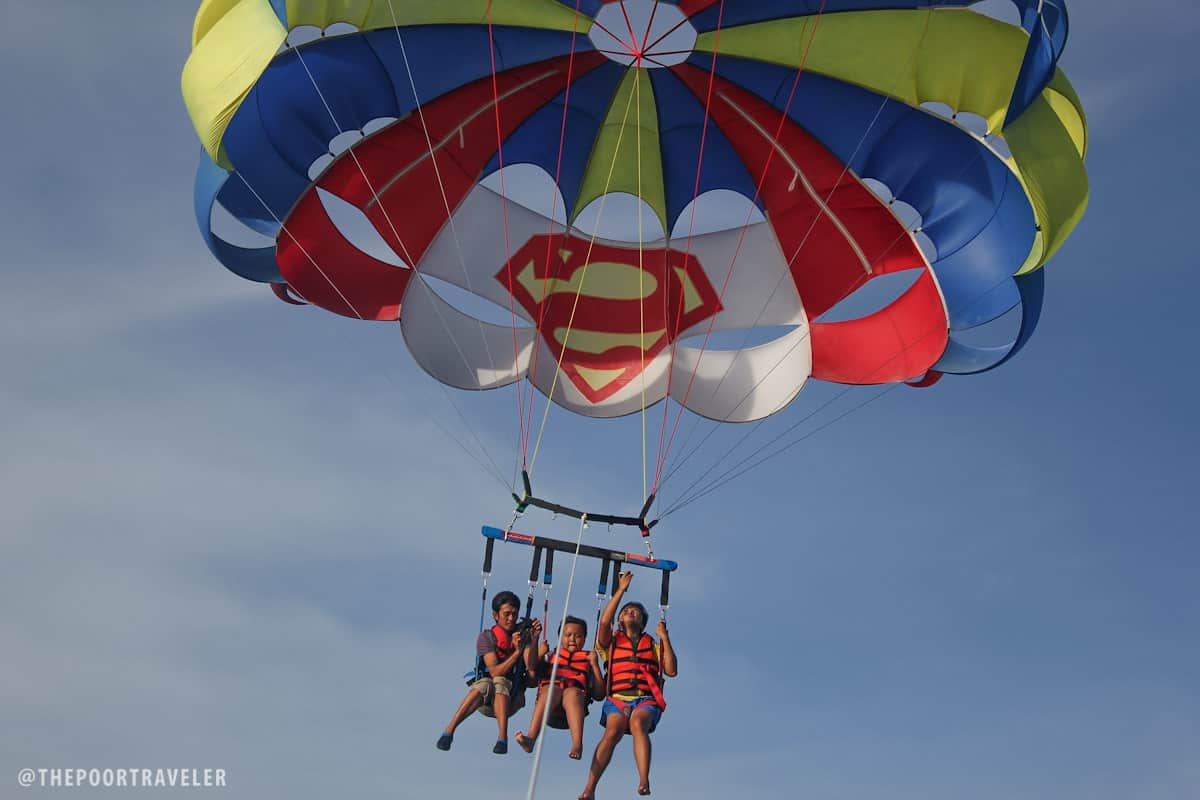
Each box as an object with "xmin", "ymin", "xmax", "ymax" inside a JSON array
[
  {"xmin": 539, "ymin": 648, "xmax": 591, "ymax": 691},
  {"xmin": 606, "ymin": 631, "xmax": 665, "ymax": 710}
]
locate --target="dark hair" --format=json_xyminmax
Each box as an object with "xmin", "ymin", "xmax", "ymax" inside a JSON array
[
  {"xmin": 492, "ymin": 590, "xmax": 520, "ymax": 613},
  {"xmin": 620, "ymin": 601, "xmax": 648, "ymax": 629},
  {"xmin": 559, "ymin": 615, "xmax": 588, "ymax": 639}
]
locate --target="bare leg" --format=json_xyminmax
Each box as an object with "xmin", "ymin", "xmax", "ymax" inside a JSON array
[
  {"xmin": 630, "ymin": 708, "xmax": 654, "ymax": 795},
  {"xmin": 562, "ymin": 688, "xmax": 587, "ymax": 760},
  {"xmin": 517, "ymin": 687, "xmax": 549, "ymax": 753},
  {"xmin": 442, "ymin": 688, "xmax": 484, "ymax": 736},
  {"xmin": 493, "ymin": 692, "xmax": 510, "ymax": 742},
  {"xmin": 579, "ymin": 713, "xmax": 626, "ymax": 800}
]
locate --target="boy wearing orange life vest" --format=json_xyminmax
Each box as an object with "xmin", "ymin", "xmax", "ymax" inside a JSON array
[
  {"xmin": 515, "ymin": 615, "xmax": 606, "ymax": 760},
  {"xmin": 436, "ymin": 590, "xmax": 540, "ymax": 755},
  {"xmin": 579, "ymin": 571, "xmax": 677, "ymax": 799}
]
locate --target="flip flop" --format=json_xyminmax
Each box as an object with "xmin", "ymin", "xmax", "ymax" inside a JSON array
[{"xmin": 435, "ymin": 733, "xmax": 453, "ymax": 751}]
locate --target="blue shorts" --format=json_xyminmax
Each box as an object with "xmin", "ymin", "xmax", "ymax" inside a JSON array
[{"xmin": 601, "ymin": 696, "xmax": 661, "ymax": 733}]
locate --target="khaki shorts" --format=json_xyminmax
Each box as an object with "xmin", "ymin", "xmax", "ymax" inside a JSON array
[{"xmin": 471, "ymin": 676, "xmax": 526, "ymax": 719}]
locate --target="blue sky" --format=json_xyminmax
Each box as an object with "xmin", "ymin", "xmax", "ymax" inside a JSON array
[{"xmin": 2, "ymin": 2, "xmax": 1198, "ymax": 798}]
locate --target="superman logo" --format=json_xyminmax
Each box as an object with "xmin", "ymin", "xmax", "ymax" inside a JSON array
[{"xmin": 498, "ymin": 234, "xmax": 723, "ymax": 403}]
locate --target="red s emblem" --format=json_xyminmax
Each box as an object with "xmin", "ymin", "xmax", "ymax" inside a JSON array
[{"xmin": 498, "ymin": 234, "xmax": 722, "ymax": 403}]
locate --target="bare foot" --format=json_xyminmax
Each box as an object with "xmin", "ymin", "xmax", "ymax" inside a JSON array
[
  {"xmin": 637, "ymin": 781, "xmax": 651, "ymax": 795},
  {"xmin": 577, "ymin": 792, "xmax": 594, "ymax": 800},
  {"xmin": 515, "ymin": 731, "xmax": 535, "ymax": 754},
  {"xmin": 568, "ymin": 744, "xmax": 582, "ymax": 760}
]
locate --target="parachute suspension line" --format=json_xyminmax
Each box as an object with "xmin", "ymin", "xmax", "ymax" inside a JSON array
[
  {"xmin": 648, "ymin": 0, "xmax": 726, "ymax": 506},
  {"xmin": 636, "ymin": 64, "xmax": 649, "ymax": 505},
  {"xmin": 618, "ymin": 0, "xmax": 638, "ymax": 49},
  {"xmin": 288, "ymin": 48, "xmax": 413, "ymax": 263},
  {"xmin": 483, "ymin": 2, "xmax": 532, "ymax": 473},
  {"xmin": 630, "ymin": 0, "xmax": 662, "ymax": 506},
  {"xmin": 692, "ymin": 9, "xmax": 934, "ymax": 413},
  {"xmin": 640, "ymin": 2, "xmax": 664, "ymax": 59},
  {"xmin": 653, "ymin": 9, "xmax": 941, "ymax": 493},
  {"xmin": 661, "ymin": 141, "xmax": 991, "ymax": 510},
  {"xmin": 233, "ymin": 175, "xmax": 362, "ymax": 321},
  {"xmin": 288, "ymin": 40, "xmax": 514, "ymax": 491},
  {"xmin": 231, "ymin": 172, "xmax": 510, "ymax": 490},
  {"xmin": 661, "ymin": 252, "xmax": 1012, "ymax": 517},
  {"xmin": 641, "ymin": 8, "xmax": 691, "ymax": 55},
  {"xmin": 383, "ymin": 4, "xmax": 527, "ymax": 487},
  {"xmin": 526, "ymin": 79, "xmax": 641, "ymax": 480},
  {"xmin": 652, "ymin": 1, "xmax": 831, "ymax": 491},
  {"xmin": 525, "ymin": 514, "xmax": 589, "ymax": 800},
  {"xmin": 663, "ymin": 384, "xmax": 900, "ymax": 518},
  {"xmin": 413, "ymin": 383, "xmax": 511, "ymax": 490},
  {"xmin": 521, "ymin": 0, "xmax": 586, "ymax": 468}
]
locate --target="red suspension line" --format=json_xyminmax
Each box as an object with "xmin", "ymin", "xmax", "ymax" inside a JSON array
[
  {"xmin": 520, "ymin": 0, "xmax": 586, "ymax": 467},
  {"xmin": 653, "ymin": 1, "xmax": 831, "ymax": 491}
]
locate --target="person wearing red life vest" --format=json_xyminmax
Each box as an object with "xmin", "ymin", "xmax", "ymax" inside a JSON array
[
  {"xmin": 436, "ymin": 590, "xmax": 541, "ymax": 755},
  {"xmin": 515, "ymin": 615, "xmax": 606, "ymax": 760},
  {"xmin": 579, "ymin": 572, "xmax": 678, "ymax": 799}
]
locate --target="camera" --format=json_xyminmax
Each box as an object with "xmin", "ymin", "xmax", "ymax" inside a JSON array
[{"xmin": 514, "ymin": 616, "xmax": 539, "ymax": 643}]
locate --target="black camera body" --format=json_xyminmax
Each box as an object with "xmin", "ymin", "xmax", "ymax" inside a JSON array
[{"xmin": 514, "ymin": 616, "xmax": 538, "ymax": 643}]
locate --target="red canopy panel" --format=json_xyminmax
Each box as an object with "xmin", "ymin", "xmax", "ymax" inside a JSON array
[
  {"xmin": 276, "ymin": 52, "xmax": 606, "ymax": 320},
  {"xmin": 810, "ymin": 268, "xmax": 948, "ymax": 384},
  {"xmin": 672, "ymin": 64, "xmax": 928, "ymax": 318}
]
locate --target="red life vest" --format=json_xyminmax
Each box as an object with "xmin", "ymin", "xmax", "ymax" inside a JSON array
[
  {"xmin": 491, "ymin": 624, "xmax": 516, "ymax": 662},
  {"xmin": 539, "ymin": 648, "xmax": 591, "ymax": 691},
  {"xmin": 606, "ymin": 631, "xmax": 666, "ymax": 711}
]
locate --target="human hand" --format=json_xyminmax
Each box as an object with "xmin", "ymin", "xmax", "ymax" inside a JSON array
[
  {"xmin": 512, "ymin": 629, "xmax": 524, "ymax": 649},
  {"xmin": 588, "ymin": 650, "xmax": 600, "ymax": 667},
  {"xmin": 530, "ymin": 619, "xmax": 543, "ymax": 639},
  {"xmin": 655, "ymin": 619, "xmax": 668, "ymax": 640},
  {"xmin": 617, "ymin": 571, "xmax": 633, "ymax": 592}
]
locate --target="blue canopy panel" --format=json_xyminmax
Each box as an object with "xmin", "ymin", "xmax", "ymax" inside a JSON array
[
  {"xmin": 548, "ymin": 0, "xmax": 607, "ymax": 15},
  {"xmin": 193, "ymin": 151, "xmax": 282, "ymax": 283},
  {"xmin": 221, "ymin": 25, "xmax": 589, "ymax": 224},
  {"xmin": 691, "ymin": 53, "xmax": 1035, "ymax": 330},
  {"xmin": 213, "ymin": 168, "xmax": 282, "ymax": 238},
  {"xmin": 1005, "ymin": 0, "xmax": 1070, "ymax": 124},
  {"xmin": 648, "ymin": 69, "xmax": 763, "ymax": 229},
  {"xmin": 934, "ymin": 268, "xmax": 1044, "ymax": 373},
  {"xmin": 480, "ymin": 61, "xmax": 626, "ymax": 222},
  {"xmin": 222, "ymin": 34, "xmax": 398, "ymax": 220},
  {"xmin": 268, "ymin": 0, "xmax": 288, "ymax": 26},
  {"xmin": 687, "ymin": 0, "xmax": 974, "ymax": 32}
]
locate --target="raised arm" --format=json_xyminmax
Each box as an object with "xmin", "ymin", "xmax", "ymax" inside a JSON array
[{"xmin": 595, "ymin": 571, "xmax": 632, "ymax": 651}]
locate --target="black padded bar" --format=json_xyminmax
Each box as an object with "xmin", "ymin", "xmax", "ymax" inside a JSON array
[
  {"xmin": 483, "ymin": 537, "xmax": 495, "ymax": 575},
  {"xmin": 527, "ymin": 545, "xmax": 543, "ymax": 584},
  {"xmin": 543, "ymin": 549, "xmax": 554, "ymax": 587},
  {"xmin": 513, "ymin": 471, "xmax": 655, "ymax": 531}
]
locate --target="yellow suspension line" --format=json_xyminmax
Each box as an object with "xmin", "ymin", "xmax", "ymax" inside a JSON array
[{"xmin": 527, "ymin": 75, "xmax": 641, "ymax": 480}]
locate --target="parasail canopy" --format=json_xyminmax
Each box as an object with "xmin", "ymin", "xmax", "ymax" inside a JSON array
[{"xmin": 183, "ymin": 0, "xmax": 1088, "ymax": 427}]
